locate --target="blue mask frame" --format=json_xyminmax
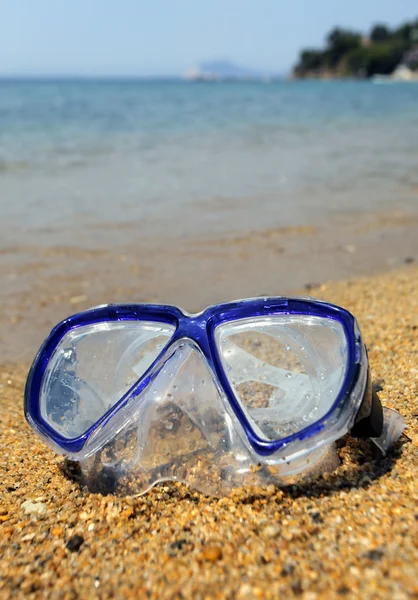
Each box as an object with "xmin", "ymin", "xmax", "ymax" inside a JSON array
[{"xmin": 25, "ymin": 297, "xmax": 365, "ymax": 457}]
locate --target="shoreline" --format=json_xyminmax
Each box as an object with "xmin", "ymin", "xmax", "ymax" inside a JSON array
[
  {"xmin": 1, "ymin": 265, "xmax": 417, "ymax": 598},
  {"xmin": 1, "ymin": 205, "xmax": 418, "ymax": 364}
]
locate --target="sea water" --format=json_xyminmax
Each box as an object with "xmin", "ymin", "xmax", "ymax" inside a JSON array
[{"xmin": 0, "ymin": 79, "xmax": 417, "ymax": 247}]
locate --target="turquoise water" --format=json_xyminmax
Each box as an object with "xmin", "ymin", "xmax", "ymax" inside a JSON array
[{"xmin": 1, "ymin": 79, "xmax": 418, "ymax": 245}]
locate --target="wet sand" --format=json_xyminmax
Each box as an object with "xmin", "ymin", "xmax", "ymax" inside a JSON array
[
  {"xmin": 1, "ymin": 256, "xmax": 417, "ymax": 597},
  {"xmin": 1, "ymin": 207, "xmax": 418, "ymax": 364}
]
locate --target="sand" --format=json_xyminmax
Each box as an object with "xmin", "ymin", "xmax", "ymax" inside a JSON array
[
  {"xmin": 2, "ymin": 207, "xmax": 418, "ymax": 364},
  {"xmin": 0, "ymin": 264, "xmax": 417, "ymax": 599}
]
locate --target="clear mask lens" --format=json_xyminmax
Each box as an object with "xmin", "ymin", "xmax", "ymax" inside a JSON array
[
  {"xmin": 215, "ymin": 315, "xmax": 348, "ymax": 441},
  {"xmin": 40, "ymin": 320, "xmax": 175, "ymax": 439}
]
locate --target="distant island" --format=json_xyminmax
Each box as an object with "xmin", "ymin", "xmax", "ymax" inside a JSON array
[
  {"xmin": 293, "ymin": 17, "xmax": 418, "ymax": 80},
  {"xmin": 184, "ymin": 60, "xmax": 280, "ymax": 82}
]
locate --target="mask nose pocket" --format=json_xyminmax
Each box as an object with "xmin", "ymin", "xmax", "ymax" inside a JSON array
[
  {"xmin": 80, "ymin": 341, "xmax": 261, "ymax": 496},
  {"xmin": 135, "ymin": 344, "xmax": 226, "ymax": 466},
  {"xmin": 78, "ymin": 340, "xmax": 341, "ymax": 496}
]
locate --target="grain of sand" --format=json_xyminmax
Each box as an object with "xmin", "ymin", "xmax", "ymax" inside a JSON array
[{"xmin": 1, "ymin": 266, "xmax": 417, "ymax": 599}]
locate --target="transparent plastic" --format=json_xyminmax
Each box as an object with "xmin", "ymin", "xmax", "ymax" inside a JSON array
[
  {"xmin": 40, "ymin": 321, "xmax": 175, "ymax": 439},
  {"xmin": 75, "ymin": 341, "xmax": 342, "ymax": 496},
  {"xmin": 215, "ymin": 315, "xmax": 348, "ymax": 441},
  {"xmin": 27, "ymin": 304, "xmax": 405, "ymax": 497},
  {"xmin": 371, "ymin": 407, "xmax": 405, "ymax": 454}
]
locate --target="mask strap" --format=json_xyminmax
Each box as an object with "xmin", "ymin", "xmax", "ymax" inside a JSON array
[
  {"xmin": 351, "ymin": 371, "xmax": 405, "ymax": 452},
  {"xmin": 351, "ymin": 372, "xmax": 383, "ymax": 438}
]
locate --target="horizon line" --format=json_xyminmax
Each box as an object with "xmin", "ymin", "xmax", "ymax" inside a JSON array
[{"xmin": 0, "ymin": 73, "xmax": 288, "ymax": 82}]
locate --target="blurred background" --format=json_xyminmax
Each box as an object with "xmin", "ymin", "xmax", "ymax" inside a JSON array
[{"xmin": 1, "ymin": 0, "xmax": 418, "ymax": 362}]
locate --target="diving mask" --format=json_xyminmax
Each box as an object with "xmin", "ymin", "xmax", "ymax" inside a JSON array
[{"xmin": 25, "ymin": 297, "xmax": 405, "ymax": 496}]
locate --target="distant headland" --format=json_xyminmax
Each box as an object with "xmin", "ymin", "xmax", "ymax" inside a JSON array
[
  {"xmin": 293, "ymin": 18, "xmax": 418, "ymax": 81},
  {"xmin": 183, "ymin": 60, "xmax": 282, "ymax": 82}
]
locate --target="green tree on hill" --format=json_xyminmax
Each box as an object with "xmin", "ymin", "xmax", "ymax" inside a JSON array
[
  {"xmin": 370, "ymin": 24, "xmax": 390, "ymax": 43},
  {"xmin": 346, "ymin": 41, "xmax": 408, "ymax": 77},
  {"xmin": 298, "ymin": 49, "xmax": 324, "ymax": 72},
  {"xmin": 325, "ymin": 28, "xmax": 362, "ymax": 67},
  {"xmin": 293, "ymin": 17, "xmax": 418, "ymax": 78}
]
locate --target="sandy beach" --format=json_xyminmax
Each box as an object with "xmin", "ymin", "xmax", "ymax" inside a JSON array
[
  {"xmin": 3, "ymin": 19, "xmax": 418, "ymax": 598},
  {"xmin": 2, "ymin": 27, "xmax": 418, "ymax": 600},
  {"xmin": 1, "ymin": 259, "xmax": 417, "ymax": 599}
]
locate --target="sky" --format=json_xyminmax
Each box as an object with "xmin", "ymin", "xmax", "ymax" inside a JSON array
[{"xmin": 0, "ymin": 0, "xmax": 417, "ymax": 77}]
